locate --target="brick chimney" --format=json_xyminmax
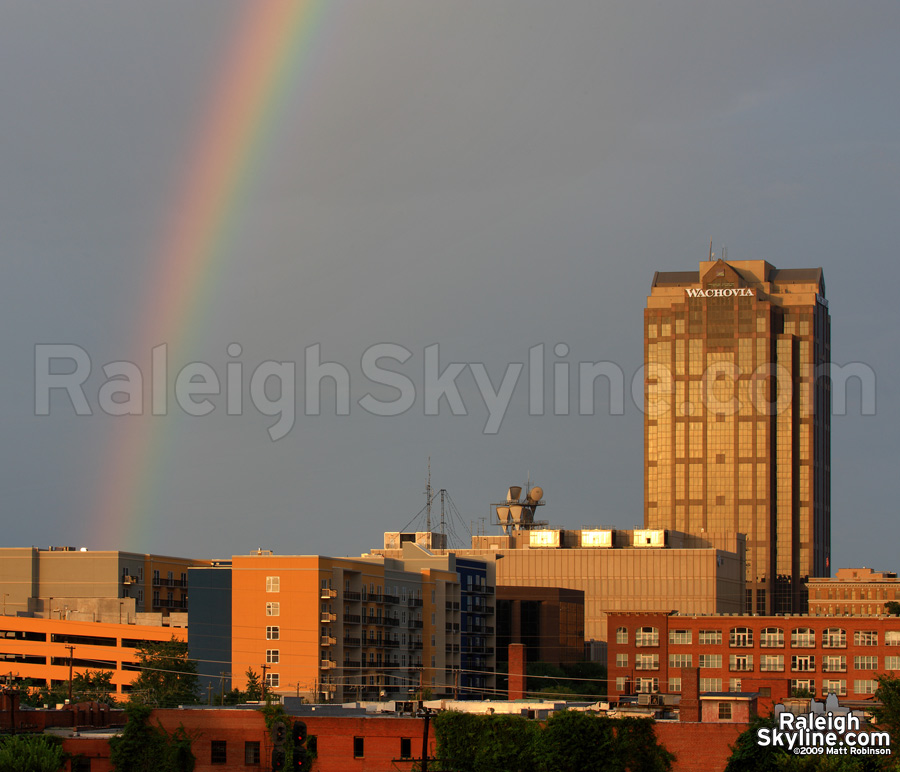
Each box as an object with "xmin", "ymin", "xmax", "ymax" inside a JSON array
[
  {"xmin": 508, "ymin": 643, "xmax": 526, "ymax": 700},
  {"xmin": 679, "ymin": 667, "xmax": 700, "ymax": 722}
]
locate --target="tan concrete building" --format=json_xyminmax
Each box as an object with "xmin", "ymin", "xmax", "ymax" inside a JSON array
[
  {"xmin": 808, "ymin": 568, "xmax": 900, "ymax": 616},
  {"xmin": 374, "ymin": 528, "xmax": 745, "ymax": 645},
  {"xmin": 0, "ymin": 547, "xmax": 211, "ymax": 621},
  {"xmin": 644, "ymin": 259, "xmax": 831, "ymax": 615}
]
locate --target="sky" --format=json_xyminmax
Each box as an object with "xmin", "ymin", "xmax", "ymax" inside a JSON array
[{"xmin": 2, "ymin": 1, "xmax": 898, "ymax": 571}]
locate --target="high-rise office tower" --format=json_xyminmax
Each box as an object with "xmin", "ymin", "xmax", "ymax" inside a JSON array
[{"xmin": 644, "ymin": 259, "xmax": 830, "ymax": 614}]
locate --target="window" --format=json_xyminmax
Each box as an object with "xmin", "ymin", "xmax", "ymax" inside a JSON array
[
  {"xmin": 266, "ymin": 649, "xmax": 279, "ymax": 664},
  {"xmin": 729, "ymin": 627, "xmax": 753, "ymax": 647},
  {"xmin": 823, "ymin": 628, "xmax": 846, "ymax": 648},
  {"xmin": 791, "ymin": 655, "xmax": 816, "ymax": 672},
  {"xmin": 400, "ymin": 738, "xmax": 412, "ymax": 759},
  {"xmin": 822, "ymin": 655, "xmax": 846, "ymax": 673},
  {"xmin": 71, "ymin": 760, "xmax": 91, "ymax": 772},
  {"xmin": 669, "ymin": 654, "xmax": 692, "ymax": 668},
  {"xmin": 760, "ymin": 654, "xmax": 784, "ymax": 672},
  {"xmin": 266, "ymin": 626, "xmax": 280, "ymax": 640},
  {"xmin": 266, "ymin": 576, "xmax": 280, "ymax": 593},
  {"xmin": 669, "ymin": 629, "xmax": 692, "ymax": 645},
  {"xmin": 760, "ymin": 627, "xmax": 784, "ymax": 648},
  {"xmin": 854, "ymin": 656, "xmax": 878, "ymax": 670},
  {"xmin": 635, "ymin": 653, "xmax": 659, "ymax": 671},
  {"xmin": 635, "ymin": 677, "xmax": 659, "ymax": 693},
  {"xmin": 353, "ymin": 737, "xmax": 365, "ymax": 758},
  {"xmin": 244, "ymin": 741, "xmax": 261, "ymax": 765},
  {"xmin": 616, "ymin": 653, "xmax": 628, "ymax": 668},
  {"xmin": 266, "ymin": 602, "xmax": 280, "ymax": 617},
  {"xmin": 211, "ymin": 740, "xmax": 227, "ymax": 764},
  {"xmin": 700, "ymin": 678, "xmax": 722, "ymax": 692},
  {"xmin": 886, "ymin": 631, "xmax": 900, "ymax": 646},
  {"xmin": 669, "ymin": 677, "xmax": 682, "ymax": 692},
  {"xmin": 729, "ymin": 654, "xmax": 753, "ymax": 672},
  {"xmin": 886, "ymin": 656, "xmax": 900, "ymax": 670},
  {"xmin": 729, "ymin": 678, "xmax": 742, "ymax": 692},
  {"xmin": 718, "ymin": 702, "xmax": 732, "ymax": 720},
  {"xmin": 854, "ymin": 680, "xmax": 877, "ymax": 695},
  {"xmin": 635, "ymin": 627, "xmax": 659, "ymax": 647},
  {"xmin": 789, "ymin": 679, "xmax": 815, "ymax": 695},
  {"xmin": 791, "ymin": 628, "xmax": 815, "ymax": 648},
  {"xmin": 822, "ymin": 679, "xmax": 847, "ymax": 697},
  {"xmin": 615, "ymin": 677, "xmax": 628, "ymax": 692},
  {"xmin": 699, "ymin": 654, "xmax": 722, "ymax": 669},
  {"xmin": 699, "ymin": 630, "xmax": 722, "ymax": 646},
  {"xmin": 855, "ymin": 630, "xmax": 878, "ymax": 646},
  {"xmin": 265, "ymin": 672, "xmax": 280, "ymax": 688},
  {"xmin": 616, "ymin": 627, "xmax": 628, "ymax": 644}
]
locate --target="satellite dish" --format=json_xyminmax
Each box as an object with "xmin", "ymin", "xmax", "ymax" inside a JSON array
[
  {"xmin": 507, "ymin": 486, "xmax": 522, "ymax": 503},
  {"xmin": 528, "ymin": 486, "xmax": 543, "ymax": 503}
]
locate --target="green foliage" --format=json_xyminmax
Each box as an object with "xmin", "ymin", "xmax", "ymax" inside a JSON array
[
  {"xmin": 724, "ymin": 715, "xmax": 790, "ymax": 772},
  {"xmin": 129, "ymin": 636, "xmax": 199, "ymax": 707},
  {"xmin": 536, "ymin": 709, "xmax": 618, "ymax": 772},
  {"xmin": 245, "ymin": 667, "xmax": 263, "ymax": 701},
  {"xmin": 872, "ymin": 673, "xmax": 900, "ymax": 756},
  {"xmin": 108, "ymin": 702, "xmax": 195, "ymax": 772},
  {"xmin": 0, "ymin": 734, "xmax": 66, "ymax": 772},
  {"xmin": 884, "ymin": 601, "xmax": 900, "ymax": 616},
  {"xmin": 432, "ymin": 710, "xmax": 672, "ymax": 772},
  {"xmin": 72, "ymin": 669, "xmax": 117, "ymax": 704}
]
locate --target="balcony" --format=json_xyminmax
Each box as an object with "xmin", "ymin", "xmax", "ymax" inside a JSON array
[
  {"xmin": 320, "ymin": 636, "xmax": 336, "ymax": 647},
  {"xmin": 382, "ymin": 594, "xmax": 400, "ymax": 604},
  {"xmin": 408, "ymin": 598, "xmax": 423, "ymax": 608},
  {"xmin": 153, "ymin": 598, "xmax": 188, "ymax": 610},
  {"xmin": 411, "ymin": 641, "xmax": 423, "ymax": 650},
  {"xmin": 344, "ymin": 614, "xmax": 361, "ymax": 624},
  {"xmin": 320, "ymin": 660, "xmax": 337, "ymax": 671},
  {"xmin": 408, "ymin": 620, "xmax": 423, "ymax": 629},
  {"xmin": 152, "ymin": 576, "xmax": 187, "ymax": 588},
  {"xmin": 342, "ymin": 660, "xmax": 361, "ymax": 669},
  {"xmin": 320, "ymin": 588, "xmax": 337, "ymax": 599},
  {"xmin": 344, "ymin": 590, "xmax": 361, "ymax": 601},
  {"xmin": 445, "ymin": 644, "xmax": 460, "ymax": 654},
  {"xmin": 383, "ymin": 616, "xmax": 401, "ymax": 627},
  {"xmin": 383, "ymin": 639, "xmax": 400, "ymax": 648},
  {"xmin": 320, "ymin": 612, "xmax": 337, "ymax": 623},
  {"xmin": 445, "ymin": 602, "xmax": 460, "ymax": 612},
  {"xmin": 343, "ymin": 636, "xmax": 361, "ymax": 647}
]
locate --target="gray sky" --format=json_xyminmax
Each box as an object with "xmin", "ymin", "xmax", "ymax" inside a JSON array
[{"xmin": 3, "ymin": 1, "xmax": 897, "ymax": 571}]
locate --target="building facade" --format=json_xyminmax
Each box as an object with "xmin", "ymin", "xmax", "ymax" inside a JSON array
[
  {"xmin": 808, "ymin": 568, "xmax": 900, "ymax": 616},
  {"xmin": 644, "ymin": 259, "xmax": 831, "ymax": 614},
  {"xmin": 0, "ymin": 547, "xmax": 211, "ymax": 619},
  {"xmin": 221, "ymin": 548, "xmax": 496, "ymax": 704},
  {"xmin": 607, "ymin": 611, "xmax": 900, "ymax": 703},
  {"xmin": 0, "ymin": 615, "xmax": 185, "ymax": 696}
]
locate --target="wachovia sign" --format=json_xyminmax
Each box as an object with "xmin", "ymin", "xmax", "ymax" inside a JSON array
[
  {"xmin": 756, "ymin": 710, "xmax": 891, "ymax": 757},
  {"xmin": 685, "ymin": 287, "xmax": 755, "ymax": 298}
]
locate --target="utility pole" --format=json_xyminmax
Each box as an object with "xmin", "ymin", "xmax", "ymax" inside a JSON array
[
  {"xmin": 260, "ymin": 663, "xmax": 269, "ymax": 702},
  {"xmin": 207, "ymin": 683, "xmax": 213, "ymax": 705},
  {"xmin": 420, "ymin": 707, "xmax": 431, "ymax": 772},
  {"xmin": 65, "ymin": 645, "xmax": 75, "ymax": 703}
]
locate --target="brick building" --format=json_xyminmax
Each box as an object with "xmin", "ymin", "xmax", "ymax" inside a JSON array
[
  {"xmin": 808, "ymin": 567, "xmax": 900, "ymax": 616},
  {"xmin": 608, "ymin": 611, "xmax": 900, "ymax": 704}
]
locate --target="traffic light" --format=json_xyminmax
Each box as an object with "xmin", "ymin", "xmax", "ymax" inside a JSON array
[
  {"xmin": 292, "ymin": 720, "xmax": 310, "ymax": 771},
  {"xmin": 271, "ymin": 720, "xmax": 287, "ymax": 772}
]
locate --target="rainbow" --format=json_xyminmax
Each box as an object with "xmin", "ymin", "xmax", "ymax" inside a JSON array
[{"xmin": 95, "ymin": 0, "xmax": 329, "ymax": 549}]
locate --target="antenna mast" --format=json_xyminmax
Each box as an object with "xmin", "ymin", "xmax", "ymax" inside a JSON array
[{"xmin": 425, "ymin": 457, "xmax": 432, "ymax": 533}]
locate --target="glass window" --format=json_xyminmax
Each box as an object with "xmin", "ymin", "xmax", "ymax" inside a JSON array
[
  {"xmin": 854, "ymin": 680, "xmax": 877, "ymax": 695},
  {"xmin": 700, "ymin": 678, "xmax": 722, "ymax": 692},
  {"xmin": 791, "ymin": 655, "xmax": 816, "ymax": 672},
  {"xmin": 669, "ymin": 629, "xmax": 692, "ymax": 645},
  {"xmin": 616, "ymin": 627, "xmax": 628, "ymax": 644},
  {"xmin": 760, "ymin": 628, "xmax": 784, "ymax": 647},
  {"xmin": 822, "ymin": 628, "xmax": 846, "ymax": 648},
  {"xmin": 354, "ymin": 737, "xmax": 365, "ymax": 758},
  {"xmin": 854, "ymin": 631, "xmax": 878, "ymax": 646},
  {"xmin": 244, "ymin": 741, "xmax": 261, "ymax": 765},
  {"xmin": 854, "ymin": 656, "xmax": 878, "ymax": 670},
  {"xmin": 821, "ymin": 679, "xmax": 847, "ymax": 697},
  {"xmin": 760, "ymin": 654, "xmax": 784, "ymax": 672},
  {"xmin": 266, "ymin": 626, "xmax": 280, "ymax": 640},
  {"xmin": 635, "ymin": 653, "xmax": 659, "ymax": 671},
  {"xmin": 635, "ymin": 627, "xmax": 659, "ymax": 647},
  {"xmin": 699, "ymin": 654, "xmax": 722, "ymax": 669},
  {"xmin": 729, "ymin": 628, "xmax": 753, "ymax": 647},
  {"xmin": 266, "ymin": 577, "xmax": 280, "ymax": 593},
  {"xmin": 699, "ymin": 630, "xmax": 722, "ymax": 646},
  {"xmin": 729, "ymin": 654, "xmax": 753, "ymax": 672},
  {"xmin": 211, "ymin": 740, "xmax": 227, "ymax": 764},
  {"xmin": 265, "ymin": 673, "xmax": 279, "ymax": 687},
  {"xmin": 266, "ymin": 602, "xmax": 280, "ymax": 617},
  {"xmin": 669, "ymin": 654, "xmax": 692, "ymax": 668},
  {"xmin": 718, "ymin": 702, "xmax": 732, "ymax": 720},
  {"xmin": 616, "ymin": 653, "xmax": 628, "ymax": 668},
  {"xmin": 400, "ymin": 738, "xmax": 412, "ymax": 759},
  {"xmin": 822, "ymin": 655, "xmax": 845, "ymax": 673},
  {"xmin": 791, "ymin": 628, "xmax": 815, "ymax": 648},
  {"xmin": 266, "ymin": 649, "xmax": 279, "ymax": 664},
  {"xmin": 669, "ymin": 677, "xmax": 682, "ymax": 692}
]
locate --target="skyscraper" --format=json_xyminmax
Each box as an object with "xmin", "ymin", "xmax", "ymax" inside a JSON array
[{"xmin": 644, "ymin": 259, "xmax": 830, "ymax": 614}]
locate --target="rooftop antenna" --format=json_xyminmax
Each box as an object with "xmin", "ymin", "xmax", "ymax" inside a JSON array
[
  {"xmin": 709, "ymin": 238, "xmax": 713, "ymax": 261},
  {"xmin": 721, "ymin": 245, "xmax": 727, "ymax": 262},
  {"xmin": 425, "ymin": 457, "xmax": 432, "ymax": 533},
  {"xmin": 440, "ymin": 488, "xmax": 446, "ymax": 549}
]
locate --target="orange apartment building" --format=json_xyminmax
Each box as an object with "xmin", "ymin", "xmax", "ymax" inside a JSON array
[
  {"xmin": 226, "ymin": 547, "xmax": 496, "ymax": 704},
  {"xmin": 0, "ymin": 615, "xmax": 185, "ymax": 696}
]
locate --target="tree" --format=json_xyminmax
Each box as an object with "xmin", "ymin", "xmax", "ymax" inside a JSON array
[
  {"xmin": 872, "ymin": 673, "xmax": 900, "ymax": 755},
  {"xmin": 535, "ymin": 710, "xmax": 618, "ymax": 772},
  {"xmin": 0, "ymin": 734, "xmax": 66, "ymax": 772},
  {"xmin": 108, "ymin": 702, "xmax": 195, "ymax": 772},
  {"xmin": 725, "ymin": 715, "xmax": 791, "ymax": 772},
  {"xmin": 129, "ymin": 637, "xmax": 199, "ymax": 707},
  {"xmin": 884, "ymin": 601, "xmax": 900, "ymax": 616},
  {"xmin": 72, "ymin": 669, "xmax": 117, "ymax": 704},
  {"xmin": 245, "ymin": 667, "xmax": 263, "ymax": 701}
]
